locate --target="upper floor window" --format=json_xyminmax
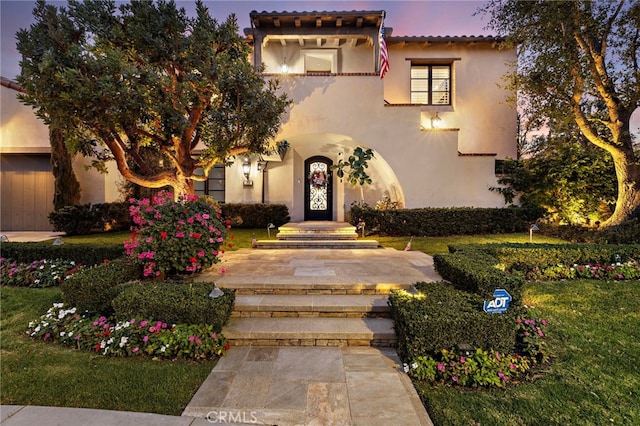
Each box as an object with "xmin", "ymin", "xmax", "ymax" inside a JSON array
[{"xmin": 410, "ymin": 63, "xmax": 451, "ymax": 105}]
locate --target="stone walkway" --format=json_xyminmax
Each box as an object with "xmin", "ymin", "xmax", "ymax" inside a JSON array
[{"xmin": 183, "ymin": 247, "xmax": 439, "ymax": 425}]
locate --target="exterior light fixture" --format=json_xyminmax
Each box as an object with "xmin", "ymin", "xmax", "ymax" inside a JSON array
[
  {"xmin": 242, "ymin": 157, "xmax": 253, "ymax": 186},
  {"xmin": 257, "ymin": 159, "xmax": 268, "ymax": 172},
  {"xmin": 280, "ymin": 57, "xmax": 289, "ymax": 73},
  {"xmin": 529, "ymin": 224, "xmax": 539, "ymax": 242},
  {"xmin": 431, "ymin": 112, "xmax": 442, "ymax": 129}
]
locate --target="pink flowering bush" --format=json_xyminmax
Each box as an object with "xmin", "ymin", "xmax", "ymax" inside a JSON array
[
  {"xmin": 125, "ymin": 191, "xmax": 228, "ymax": 277},
  {"xmin": 27, "ymin": 303, "xmax": 230, "ymax": 359},
  {"xmin": 407, "ymin": 347, "xmax": 530, "ymax": 388},
  {"xmin": 0, "ymin": 257, "xmax": 83, "ymax": 287},
  {"xmin": 406, "ymin": 310, "xmax": 548, "ymax": 388}
]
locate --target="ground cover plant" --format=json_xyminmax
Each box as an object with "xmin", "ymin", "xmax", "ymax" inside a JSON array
[{"xmin": 0, "ymin": 287, "xmax": 216, "ymax": 414}]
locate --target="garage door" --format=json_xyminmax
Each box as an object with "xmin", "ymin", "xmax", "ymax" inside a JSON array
[{"xmin": 1, "ymin": 154, "xmax": 55, "ymax": 231}]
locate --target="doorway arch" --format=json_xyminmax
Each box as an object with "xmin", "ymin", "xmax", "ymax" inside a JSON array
[{"xmin": 304, "ymin": 156, "xmax": 333, "ymax": 221}]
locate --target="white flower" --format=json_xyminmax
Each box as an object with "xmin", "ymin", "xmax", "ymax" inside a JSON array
[
  {"xmin": 403, "ymin": 363, "xmax": 409, "ymax": 373},
  {"xmin": 412, "ymin": 363, "xmax": 419, "ymax": 370},
  {"xmin": 107, "ymin": 338, "xmax": 114, "ymax": 345},
  {"xmin": 60, "ymin": 332, "xmax": 66, "ymax": 337},
  {"xmin": 119, "ymin": 336, "xmax": 129, "ymax": 348},
  {"xmin": 53, "ymin": 303, "xmax": 64, "ymax": 308},
  {"xmin": 160, "ymin": 346, "xmax": 167, "ymax": 353}
]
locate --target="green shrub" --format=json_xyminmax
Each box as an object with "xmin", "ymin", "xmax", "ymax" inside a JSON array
[
  {"xmin": 112, "ymin": 281, "xmax": 235, "ymax": 332},
  {"xmin": 538, "ymin": 219, "xmax": 640, "ymax": 244},
  {"xmin": 349, "ymin": 205, "xmax": 545, "ymax": 236},
  {"xmin": 0, "ymin": 242, "xmax": 124, "ymax": 265},
  {"xmin": 433, "ymin": 247, "xmax": 525, "ymax": 305},
  {"xmin": 389, "ymin": 282, "xmax": 517, "ymax": 362},
  {"xmin": 48, "ymin": 202, "xmax": 131, "ymax": 236},
  {"xmin": 221, "ymin": 203, "xmax": 290, "ymax": 228},
  {"xmin": 60, "ymin": 258, "xmax": 140, "ymax": 315}
]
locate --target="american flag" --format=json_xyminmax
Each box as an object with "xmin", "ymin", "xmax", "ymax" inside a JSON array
[{"xmin": 379, "ymin": 21, "xmax": 390, "ymax": 79}]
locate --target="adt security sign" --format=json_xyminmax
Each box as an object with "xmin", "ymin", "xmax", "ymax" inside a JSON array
[{"xmin": 483, "ymin": 289, "xmax": 512, "ymax": 314}]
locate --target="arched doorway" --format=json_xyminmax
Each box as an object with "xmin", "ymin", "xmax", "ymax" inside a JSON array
[{"xmin": 304, "ymin": 156, "xmax": 333, "ymax": 221}]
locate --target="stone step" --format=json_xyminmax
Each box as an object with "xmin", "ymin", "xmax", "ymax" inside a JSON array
[
  {"xmin": 276, "ymin": 232, "xmax": 358, "ymax": 240},
  {"xmin": 254, "ymin": 239, "xmax": 379, "ymax": 249},
  {"xmin": 222, "ymin": 281, "xmax": 413, "ymax": 295},
  {"xmin": 232, "ymin": 294, "xmax": 390, "ymax": 318},
  {"xmin": 223, "ymin": 317, "xmax": 397, "ymax": 347}
]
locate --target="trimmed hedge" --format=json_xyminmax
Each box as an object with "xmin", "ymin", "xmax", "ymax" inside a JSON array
[
  {"xmin": 433, "ymin": 246, "xmax": 525, "ymax": 305},
  {"xmin": 0, "ymin": 242, "xmax": 125, "ymax": 265},
  {"xmin": 453, "ymin": 243, "xmax": 640, "ymax": 272},
  {"xmin": 112, "ymin": 281, "xmax": 235, "ymax": 332},
  {"xmin": 60, "ymin": 258, "xmax": 141, "ymax": 316},
  {"xmin": 349, "ymin": 205, "xmax": 545, "ymax": 236},
  {"xmin": 48, "ymin": 202, "xmax": 131, "ymax": 236},
  {"xmin": 389, "ymin": 282, "xmax": 517, "ymax": 362},
  {"xmin": 220, "ymin": 203, "xmax": 290, "ymax": 228}
]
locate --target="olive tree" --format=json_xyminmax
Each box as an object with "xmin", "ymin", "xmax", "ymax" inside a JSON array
[
  {"xmin": 17, "ymin": 0, "xmax": 289, "ymax": 197},
  {"xmin": 481, "ymin": 0, "xmax": 640, "ymax": 226}
]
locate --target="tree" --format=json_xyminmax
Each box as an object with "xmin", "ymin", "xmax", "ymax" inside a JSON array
[
  {"xmin": 17, "ymin": 0, "xmax": 290, "ymax": 197},
  {"xmin": 480, "ymin": 0, "xmax": 640, "ymax": 226},
  {"xmin": 331, "ymin": 147, "xmax": 375, "ymax": 204}
]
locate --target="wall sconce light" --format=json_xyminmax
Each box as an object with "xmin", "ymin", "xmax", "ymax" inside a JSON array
[
  {"xmin": 431, "ymin": 112, "xmax": 442, "ymax": 129},
  {"xmin": 280, "ymin": 57, "xmax": 289, "ymax": 73},
  {"xmin": 242, "ymin": 157, "xmax": 253, "ymax": 186}
]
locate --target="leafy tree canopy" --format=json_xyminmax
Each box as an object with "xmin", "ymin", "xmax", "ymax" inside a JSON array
[
  {"xmin": 17, "ymin": 0, "xmax": 290, "ymax": 196},
  {"xmin": 480, "ymin": 0, "xmax": 640, "ymax": 226}
]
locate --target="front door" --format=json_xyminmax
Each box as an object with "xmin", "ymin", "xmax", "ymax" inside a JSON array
[{"xmin": 304, "ymin": 156, "xmax": 333, "ymax": 221}]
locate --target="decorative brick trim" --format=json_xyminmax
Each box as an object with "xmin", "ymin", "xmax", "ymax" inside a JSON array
[{"xmin": 457, "ymin": 152, "xmax": 497, "ymax": 157}]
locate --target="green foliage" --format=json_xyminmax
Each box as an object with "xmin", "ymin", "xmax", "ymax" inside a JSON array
[
  {"xmin": 125, "ymin": 191, "xmax": 227, "ymax": 277},
  {"xmin": 350, "ymin": 205, "xmax": 545, "ymax": 236},
  {"xmin": 48, "ymin": 202, "xmax": 131, "ymax": 236},
  {"xmin": 480, "ymin": 1, "xmax": 640, "ymax": 226},
  {"xmin": 408, "ymin": 348, "xmax": 530, "ymax": 388},
  {"xmin": 0, "ymin": 242, "xmax": 124, "ymax": 265},
  {"xmin": 492, "ymin": 141, "xmax": 617, "ymax": 225},
  {"xmin": 388, "ymin": 282, "xmax": 517, "ymax": 362},
  {"xmin": 60, "ymin": 258, "xmax": 140, "ymax": 316},
  {"xmin": 432, "ymin": 247, "xmax": 525, "ymax": 305},
  {"xmin": 27, "ymin": 303, "xmax": 230, "ymax": 360},
  {"xmin": 16, "ymin": 0, "xmax": 290, "ymax": 195},
  {"xmin": 112, "ymin": 281, "xmax": 234, "ymax": 331},
  {"xmin": 0, "ymin": 258, "xmax": 83, "ymax": 288},
  {"xmin": 331, "ymin": 147, "xmax": 375, "ymax": 186},
  {"xmin": 538, "ymin": 219, "xmax": 640, "ymax": 244},
  {"xmin": 221, "ymin": 203, "xmax": 290, "ymax": 228}
]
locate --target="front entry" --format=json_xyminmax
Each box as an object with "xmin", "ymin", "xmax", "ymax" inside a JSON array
[{"xmin": 304, "ymin": 156, "xmax": 333, "ymax": 221}]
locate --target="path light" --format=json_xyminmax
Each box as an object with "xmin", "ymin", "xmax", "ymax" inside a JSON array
[
  {"xmin": 52, "ymin": 238, "xmax": 64, "ymax": 245},
  {"xmin": 208, "ymin": 286, "xmax": 224, "ymax": 298},
  {"xmin": 530, "ymin": 224, "xmax": 539, "ymax": 243},
  {"xmin": 242, "ymin": 157, "xmax": 253, "ymax": 186},
  {"xmin": 0, "ymin": 235, "xmax": 8, "ymax": 242},
  {"xmin": 267, "ymin": 223, "xmax": 276, "ymax": 239}
]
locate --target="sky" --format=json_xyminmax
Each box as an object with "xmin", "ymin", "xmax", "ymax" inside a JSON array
[{"xmin": 1, "ymin": 0, "xmax": 491, "ymax": 79}]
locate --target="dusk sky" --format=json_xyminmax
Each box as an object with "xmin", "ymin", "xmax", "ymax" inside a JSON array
[{"xmin": 1, "ymin": 0, "xmax": 491, "ymax": 79}]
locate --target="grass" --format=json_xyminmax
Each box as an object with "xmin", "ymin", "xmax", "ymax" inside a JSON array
[
  {"xmin": 5, "ymin": 229, "xmax": 637, "ymax": 424},
  {"xmin": 415, "ymin": 280, "xmax": 640, "ymax": 425},
  {"xmin": 0, "ymin": 287, "xmax": 215, "ymax": 415}
]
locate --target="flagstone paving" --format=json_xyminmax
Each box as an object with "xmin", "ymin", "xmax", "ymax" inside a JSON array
[{"xmin": 185, "ymin": 247, "xmax": 439, "ymax": 425}]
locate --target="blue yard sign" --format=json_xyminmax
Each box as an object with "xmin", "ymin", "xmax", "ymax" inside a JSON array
[{"xmin": 483, "ymin": 289, "xmax": 512, "ymax": 314}]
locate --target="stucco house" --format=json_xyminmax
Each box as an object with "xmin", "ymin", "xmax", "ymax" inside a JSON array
[{"xmin": 0, "ymin": 9, "xmax": 516, "ymax": 230}]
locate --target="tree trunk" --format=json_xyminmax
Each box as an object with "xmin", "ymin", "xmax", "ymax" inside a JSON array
[
  {"xmin": 601, "ymin": 153, "xmax": 640, "ymax": 227},
  {"xmin": 50, "ymin": 127, "xmax": 81, "ymax": 210},
  {"xmin": 170, "ymin": 173, "xmax": 195, "ymax": 198}
]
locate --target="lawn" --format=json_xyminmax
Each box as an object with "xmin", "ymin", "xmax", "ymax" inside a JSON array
[
  {"xmin": 0, "ymin": 287, "xmax": 216, "ymax": 415},
  {"xmin": 2, "ymin": 230, "xmax": 637, "ymax": 424},
  {"xmin": 415, "ymin": 279, "xmax": 640, "ymax": 425}
]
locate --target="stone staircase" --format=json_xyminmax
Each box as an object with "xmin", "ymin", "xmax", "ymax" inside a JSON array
[
  {"xmin": 200, "ymin": 235, "xmax": 441, "ymax": 348},
  {"xmin": 253, "ymin": 221, "xmax": 379, "ymax": 249}
]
